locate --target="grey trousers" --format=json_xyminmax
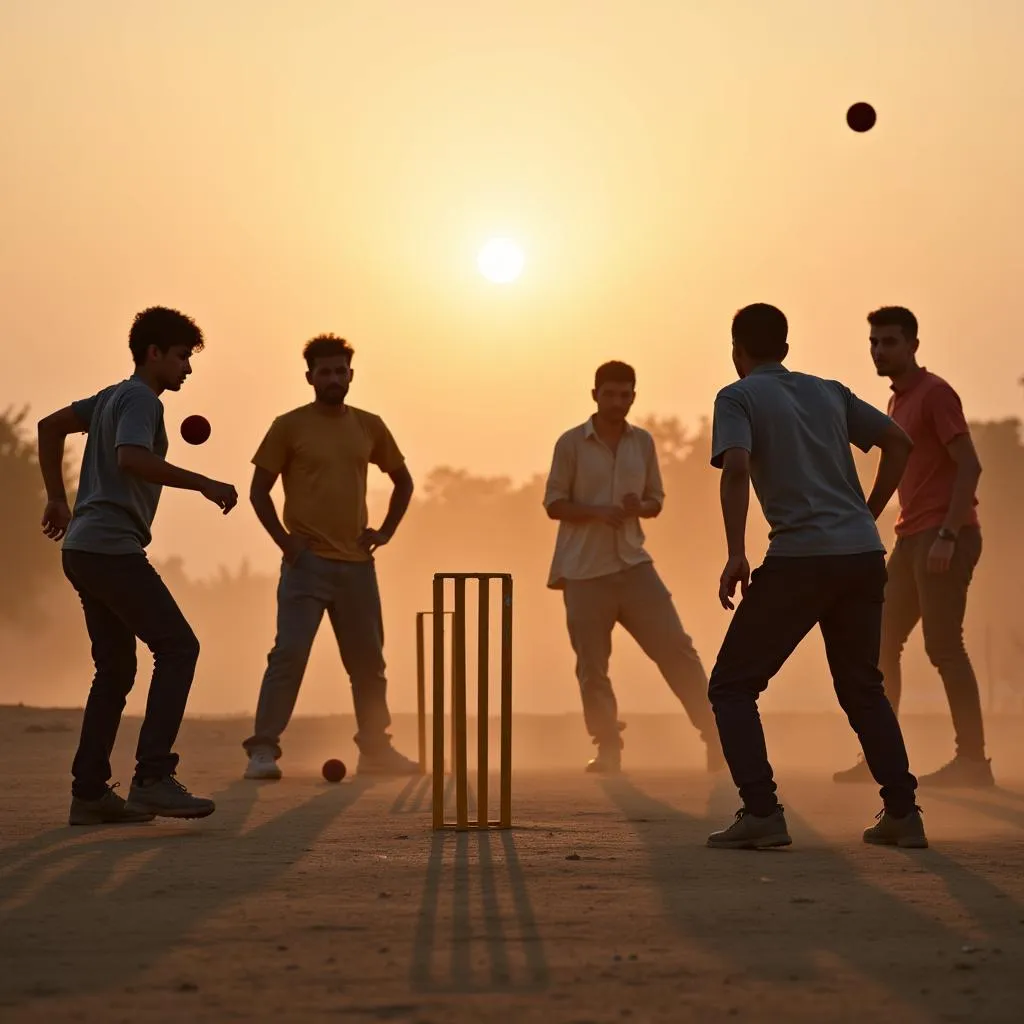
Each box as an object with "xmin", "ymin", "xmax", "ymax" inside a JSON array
[
  {"xmin": 244, "ymin": 551, "xmax": 392, "ymax": 758},
  {"xmin": 563, "ymin": 562, "xmax": 717, "ymax": 747}
]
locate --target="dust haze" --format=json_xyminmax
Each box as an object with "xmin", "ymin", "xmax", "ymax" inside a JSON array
[{"xmin": 3, "ymin": 410, "xmax": 1022, "ymax": 772}]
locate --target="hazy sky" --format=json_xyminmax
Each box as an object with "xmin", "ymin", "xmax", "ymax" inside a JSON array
[{"xmin": 3, "ymin": 1, "xmax": 1023, "ymax": 576}]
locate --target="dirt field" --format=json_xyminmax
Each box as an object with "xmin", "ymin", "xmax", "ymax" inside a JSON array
[{"xmin": 2, "ymin": 707, "xmax": 1023, "ymax": 1023}]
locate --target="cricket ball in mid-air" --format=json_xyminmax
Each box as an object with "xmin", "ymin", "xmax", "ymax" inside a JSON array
[
  {"xmin": 846, "ymin": 102, "xmax": 877, "ymax": 133},
  {"xmin": 180, "ymin": 414, "xmax": 212, "ymax": 445}
]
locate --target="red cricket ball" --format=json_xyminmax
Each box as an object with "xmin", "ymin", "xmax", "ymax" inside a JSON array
[
  {"xmin": 180, "ymin": 414, "xmax": 212, "ymax": 445},
  {"xmin": 846, "ymin": 102, "xmax": 877, "ymax": 133}
]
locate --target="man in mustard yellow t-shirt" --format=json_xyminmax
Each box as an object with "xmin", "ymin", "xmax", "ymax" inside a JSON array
[{"xmin": 242, "ymin": 334, "xmax": 418, "ymax": 779}]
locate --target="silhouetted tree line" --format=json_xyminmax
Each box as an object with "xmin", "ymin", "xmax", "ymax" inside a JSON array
[{"xmin": 1, "ymin": 408, "xmax": 1022, "ymax": 715}]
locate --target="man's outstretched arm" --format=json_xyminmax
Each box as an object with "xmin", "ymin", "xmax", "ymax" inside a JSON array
[{"xmin": 118, "ymin": 447, "xmax": 237, "ymax": 513}]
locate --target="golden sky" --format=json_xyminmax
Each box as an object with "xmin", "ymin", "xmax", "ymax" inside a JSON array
[{"xmin": 3, "ymin": 0, "xmax": 1023, "ymax": 575}]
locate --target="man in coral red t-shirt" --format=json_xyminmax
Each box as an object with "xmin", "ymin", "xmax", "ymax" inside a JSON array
[{"xmin": 834, "ymin": 306, "xmax": 993, "ymax": 788}]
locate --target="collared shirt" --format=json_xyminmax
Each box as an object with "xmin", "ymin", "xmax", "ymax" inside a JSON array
[
  {"xmin": 252, "ymin": 403, "xmax": 405, "ymax": 562},
  {"xmin": 888, "ymin": 367, "xmax": 979, "ymax": 536},
  {"xmin": 711, "ymin": 362, "xmax": 889, "ymax": 558},
  {"xmin": 543, "ymin": 417, "xmax": 665, "ymax": 589}
]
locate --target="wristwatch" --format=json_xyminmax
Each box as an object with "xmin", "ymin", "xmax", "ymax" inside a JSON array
[{"xmin": 937, "ymin": 528, "xmax": 957, "ymax": 543}]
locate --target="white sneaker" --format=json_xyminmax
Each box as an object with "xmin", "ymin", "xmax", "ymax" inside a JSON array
[{"xmin": 244, "ymin": 751, "xmax": 282, "ymax": 780}]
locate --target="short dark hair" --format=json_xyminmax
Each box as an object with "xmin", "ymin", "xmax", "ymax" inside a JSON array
[
  {"xmin": 731, "ymin": 303, "xmax": 788, "ymax": 361},
  {"xmin": 594, "ymin": 361, "xmax": 636, "ymax": 390},
  {"xmin": 128, "ymin": 307, "xmax": 204, "ymax": 366},
  {"xmin": 867, "ymin": 306, "xmax": 918, "ymax": 339},
  {"xmin": 303, "ymin": 334, "xmax": 354, "ymax": 370}
]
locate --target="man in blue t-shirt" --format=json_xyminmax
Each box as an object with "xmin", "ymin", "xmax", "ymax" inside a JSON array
[
  {"xmin": 36, "ymin": 307, "xmax": 238, "ymax": 826},
  {"xmin": 705, "ymin": 303, "xmax": 926, "ymax": 850}
]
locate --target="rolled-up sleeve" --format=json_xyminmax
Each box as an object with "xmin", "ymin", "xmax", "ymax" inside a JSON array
[
  {"xmin": 543, "ymin": 434, "xmax": 574, "ymax": 508},
  {"xmin": 642, "ymin": 434, "xmax": 665, "ymax": 507}
]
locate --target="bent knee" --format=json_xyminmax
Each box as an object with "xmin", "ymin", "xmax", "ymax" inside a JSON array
[
  {"xmin": 922, "ymin": 631, "xmax": 966, "ymax": 666},
  {"xmin": 158, "ymin": 629, "xmax": 200, "ymax": 663},
  {"xmin": 708, "ymin": 669, "xmax": 762, "ymax": 704}
]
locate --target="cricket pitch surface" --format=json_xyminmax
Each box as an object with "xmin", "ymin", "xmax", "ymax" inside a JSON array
[{"xmin": 2, "ymin": 708, "xmax": 1023, "ymax": 1023}]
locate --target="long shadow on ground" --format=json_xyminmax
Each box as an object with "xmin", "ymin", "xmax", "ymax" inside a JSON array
[
  {"xmin": 410, "ymin": 829, "xmax": 549, "ymax": 994},
  {"xmin": 0, "ymin": 776, "xmax": 375, "ymax": 1009},
  {"xmin": 598, "ymin": 774, "xmax": 1023, "ymax": 1021}
]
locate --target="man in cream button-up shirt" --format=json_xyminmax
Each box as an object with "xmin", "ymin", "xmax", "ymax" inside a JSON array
[{"xmin": 544, "ymin": 360, "xmax": 721, "ymax": 774}]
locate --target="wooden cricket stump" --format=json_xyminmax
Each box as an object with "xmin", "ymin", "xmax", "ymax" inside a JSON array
[{"xmin": 429, "ymin": 573, "xmax": 513, "ymax": 831}]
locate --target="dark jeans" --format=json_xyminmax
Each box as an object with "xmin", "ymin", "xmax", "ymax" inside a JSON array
[
  {"xmin": 880, "ymin": 526, "xmax": 985, "ymax": 759},
  {"xmin": 62, "ymin": 549, "xmax": 200, "ymax": 799},
  {"xmin": 243, "ymin": 552, "xmax": 392, "ymax": 758},
  {"xmin": 708, "ymin": 552, "xmax": 917, "ymax": 817}
]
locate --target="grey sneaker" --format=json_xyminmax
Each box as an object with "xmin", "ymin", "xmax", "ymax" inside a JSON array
[
  {"xmin": 69, "ymin": 784, "xmax": 155, "ymax": 826},
  {"xmin": 125, "ymin": 776, "xmax": 216, "ymax": 819},
  {"xmin": 833, "ymin": 755, "xmax": 873, "ymax": 784},
  {"xmin": 707, "ymin": 806, "xmax": 792, "ymax": 850},
  {"xmin": 918, "ymin": 755, "xmax": 994, "ymax": 789},
  {"xmin": 244, "ymin": 751, "xmax": 282, "ymax": 781},
  {"xmin": 863, "ymin": 807, "xmax": 928, "ymax": 848},
  {"xmin": 356, "ymin": 741, "xmax": 421, "ymax": 777}
]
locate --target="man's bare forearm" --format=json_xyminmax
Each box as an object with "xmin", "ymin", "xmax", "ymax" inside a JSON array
[
  {"xmin": 380, "ymin": 478, "xmax": 414, "ymax": 538},
  {"xmin": 942, "ymin": 462, "xmax": 982, "ymax": 533},
  {"xmin": 866, "ymin": 450, "xmax": 907, "ymax": 520},
  {"xmin": 119, "ymin": 447, "xmax": 209, "ymax": 491},
  {"xmin": 547, "ymin": 500, "xmax": 605, "ymax": 522},
  {"xmin": 866, "ymin": 443, "xmax": 911, "ymax": 520},
  {"xmin": 720, "ymin": 469, "xmax": 750, "ymax": 556},
  {"xmin": 37, "ymin": 426, "xmax": 70, "ymax": 504},
  {"xmin": 250, "ymin": 490, "xmax": 290, "ymax": 549}
]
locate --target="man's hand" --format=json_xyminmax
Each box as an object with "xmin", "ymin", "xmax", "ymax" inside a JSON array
[
  {"xmin": 200, "ymin": 479, "xmax": 239, "ymax": 514},
  {"xmin": 622, "ymin": 493, "xmax": 642, "ymax": 516},
  {"xmin": 594, "ymin": 506, "xmax": 627, "ymax": 528},
  {"xmin": 41, "ymin": 500, "xmax": 72, "ymax": 541},
  {"xmin": 927, "ymin": 536, "xmax": 955, "ymax": 574},
  {"xmin": 719, "ymin": 554, "xmax": 751, "ymax": 610},
  {"xmin": 280, "ymin": 533, "xmax": 309, "ymax": 565},
  {"xmin": 358, "ymin": 528, "xmax": 391, "ymax": 556}
]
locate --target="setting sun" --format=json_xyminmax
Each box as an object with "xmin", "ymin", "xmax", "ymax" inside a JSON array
[{"xmin": 477, "ymin": 237, "xmax": 525, "ymax": 284}]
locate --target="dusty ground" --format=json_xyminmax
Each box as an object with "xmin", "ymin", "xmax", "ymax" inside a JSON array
[{"xmin": 2, "ymin": 707, "xmax": 1023, "ymax": 1023}]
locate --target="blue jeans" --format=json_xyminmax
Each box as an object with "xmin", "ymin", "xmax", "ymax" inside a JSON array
[{"xmin": 244, "ymin": 551, "xmax": 392, "ymax": 758}]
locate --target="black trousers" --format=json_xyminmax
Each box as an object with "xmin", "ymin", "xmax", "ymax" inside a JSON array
[
  {"xmin": 62, "ymin": 550, "xmax": 200, "ymax": 799},
  {"xmin": 708, "ymin": 552, "xmax": 917, "ymax": 817}
]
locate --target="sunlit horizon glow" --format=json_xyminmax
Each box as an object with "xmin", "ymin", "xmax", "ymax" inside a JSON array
[{"xmin": 477, "ymin": 237, "xmax": 525, "ymax": 284}]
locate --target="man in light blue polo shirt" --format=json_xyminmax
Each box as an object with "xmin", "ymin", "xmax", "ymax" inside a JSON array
[{"xmin": 705, "ymin": 303, "xmax": 926, "ymax": 850}]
